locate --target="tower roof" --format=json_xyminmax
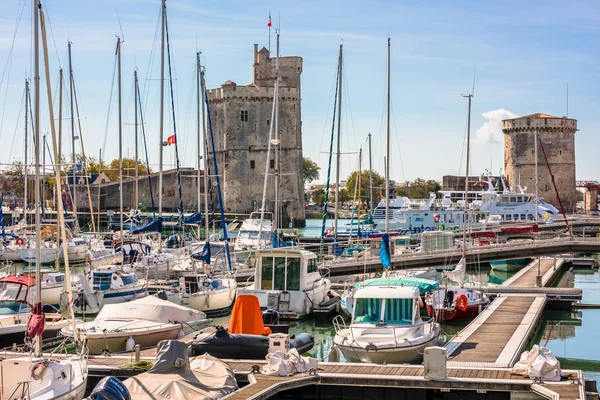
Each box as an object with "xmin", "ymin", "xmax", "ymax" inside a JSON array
[{"xmin": 512, "ymin": 113, "xmax": 563, "ymax": 119}]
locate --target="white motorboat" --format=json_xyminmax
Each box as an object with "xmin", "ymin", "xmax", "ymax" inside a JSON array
[
  {"xmin": 19, "ymin": 240, "xmax": 61, "ymax": 264},
  {"xmin": 70, "ymin": 265, "xmax": 147, "ymax": 314},
  {"xmin": 61, "ymin": 295, "xmax": 212, "ymax": 354},
  {"xmin": 59, "ymin": 238, "xmax": 89, "ymax": 263},
  {"xmin": 333, "ymin": 285, "xmax": 440, "ymax": 364},
  {"xmin": 234, "ymin": 212, "xmax": 273, "ymax": 251},
  {"xmin": 177, "ymin": 271, "xmax": 237, "ymax": 316},
  {"xmin": 237, "ymin": 248, "xmax": 332, "ymax": 320}
]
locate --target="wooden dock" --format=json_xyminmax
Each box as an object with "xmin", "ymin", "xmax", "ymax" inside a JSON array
[{"xmin": 503, "ymin": 257, "xmax": 565, "ymax": 288}]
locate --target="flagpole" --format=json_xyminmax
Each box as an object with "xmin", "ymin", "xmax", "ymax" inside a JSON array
[{"xmin": 268, "ymin": 12, "xmax": 272, "ymax": 53}]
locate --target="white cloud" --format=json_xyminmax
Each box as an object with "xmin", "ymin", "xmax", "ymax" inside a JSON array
[{"xmin": 476, "ymin": 109, "xmax": 519, "ymax": 144}]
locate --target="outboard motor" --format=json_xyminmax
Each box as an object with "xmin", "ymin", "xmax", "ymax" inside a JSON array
[
  {"xmin": 262, "ymin": 309, "xmax": 280, "ymax": 325},
  {"xmin": 89, "ymin": 376, "xmax": 130, "ymax": 400}
]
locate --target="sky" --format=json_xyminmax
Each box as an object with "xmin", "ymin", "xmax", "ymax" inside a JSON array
[{"xmin": 1, "ymin": 0, "xmax": 599, "ymax": 187}]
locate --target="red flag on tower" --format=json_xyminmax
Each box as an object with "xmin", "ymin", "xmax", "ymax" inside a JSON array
[
  {"xmin": 167, "ymin": 134, "xmax": 176, "ymax": 146},
  {"xmin": 267, "ymin": 13, "xmax": 272, "ymax": 27}
]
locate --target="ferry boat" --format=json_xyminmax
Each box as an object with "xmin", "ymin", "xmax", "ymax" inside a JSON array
[
  {"xmin": 372, "ymin": 177, "xmax": 560, "ymax": 233},
  {"xmin": 236, "ymin": 248, "xmax": 333, "ymax": 320}
]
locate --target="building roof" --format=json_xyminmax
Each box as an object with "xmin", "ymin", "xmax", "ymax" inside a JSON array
[{"xmin": 512, "ymin": 113, "xmax": 563, "ymax": 119}]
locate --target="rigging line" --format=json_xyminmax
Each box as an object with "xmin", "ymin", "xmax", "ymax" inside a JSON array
[
  {"xmin": 0, "ymin": 0, "xmax": 27, "ymax": 144},
  {"xmin": 40, "ymin": 0, "xmax": 62, "ymax": 67},
  {"xmin": 390, "ymin": 99, "xmax": 405, "ymax": 183},
  {"xmin": 164, "ymin": 10, "xmax": 184, "ymax": 221},
  {"xmin": 101, "ymin": 53, "xmax": 118, "ymax": 164},
  {"xmin": 317, "ymin": 65, "xmax": 339, "ymax": 176},
  {"xmin": 7, "ymin": 88, "xmax": 26, "ymax": 164},
  {"xmin": 141, "ymin": 10, "xmax": 162, "ymax": 120},
  {"xmin": 341, "ymin": 61, "xmax": 359, "ymax": 159},
  {"xmin": 136, "ymin": 74, "xmax": 155, "ymax": 217},
  {"xmin": 457, "ymin": 107, "xmax": 469, "ymax": 178}
]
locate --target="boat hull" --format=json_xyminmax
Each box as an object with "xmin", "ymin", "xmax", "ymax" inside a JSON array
[
  {"xmin": 84, "ymin": 325, "xmax": 184, "ymax": 354},
  {"xmin": 336, "ymin": 333, "xmax": 440, "ymax": 364},
  {"xmin": 19, "ymin": 247, "xmax": 58, "ymax": 264},
  {"xmin": 426, "ymin": 302, "xmax": 487, "ymax": 322},
  {"xmin": 489, "ymin": 258, "xmax": 529, "ymax": 272},
  {"xmin": 184, "ymin": 285, "xmax": 236, "ymax": 316}
]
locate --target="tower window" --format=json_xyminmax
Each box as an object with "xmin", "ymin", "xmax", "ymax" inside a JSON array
[
  {"xmin": 270, "ymin": 160, "xmax": 275, "ymax": 169},
  {"xmin": 266, "ymin": 119, "xmax": 270, "ymax": 126},
  {"xmin": 241, "ymin": 110, "xmax": 248, "ymax": 122},
  {"xmin": 250, "ymin": 160, "xmax": 255, "ymax": 169}
]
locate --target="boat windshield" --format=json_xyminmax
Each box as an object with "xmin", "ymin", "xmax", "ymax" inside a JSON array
[
  {"xmin": 261, "ymin": 256, "xmax": 302, "ymax": 291},
  {"xmin": 0, "ymin": 282, "xmax": 28, "ymax": 303},
  {"xmin": 383, "ymin": 298, "xmax": 414, "ymax": 324},
  {"xmin": 354, "ymin": 298, "xmax": 382, "ymax": 323},
  {"xmin": 239, "ymin": 231, "xmax": 270, "ymax": 240}
]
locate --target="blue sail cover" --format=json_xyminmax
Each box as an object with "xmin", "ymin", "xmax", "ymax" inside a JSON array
[
  {"xmin": 191, "ymin": 241, "xmax": 211, "ymax": 264},
  {"xmin": 271, "ymin": 231, "xmax": 278, "ymax": 248},
  {"xmin": 184, "ymin": 212, "xmax": 202, "ymax": 225},
  {"xmin": 380, "ymin": 233, "xmax": 391, "ymax": 269},
  {"xmin": 131, "ymin": 217, "xmax": 163, "ymax": 234}
]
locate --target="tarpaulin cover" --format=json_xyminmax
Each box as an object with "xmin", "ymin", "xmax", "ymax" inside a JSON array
[
  {"xmin": 380, "ymin": 233, "xmax": 391, "ymax": 269},
  {"xmin": 228, "ymin": 294, "xmax": 271, "ymax": 336},
  {"xmin": 96, "ymin": 295, "xmax": 206, "ymax": 324},
  {"xmin": 356, "ymin": 276, "xmax": 439, "ymax": 295},
  {"xmin": 123, "ymin": 340, "xmax": 238, "ymax": 399},
  {"xmin": 131, "ymin": 217, "xmax": 163, "ymax": 234},
  {"xmin": 511, "ymin": 345, "xmax": 561, "ymax": 381}
]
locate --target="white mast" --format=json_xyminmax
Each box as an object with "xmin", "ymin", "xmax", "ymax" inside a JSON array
[
  {"xmin": 117, "ymin": 38, "xmax": 123, "ymax": 236},
  {"xmin": 24, "ymin": 79, "xmax": 29, "ymax": 222},
  {"xmin": 334, "ymin": 44, "xmax": 343, "ymax": 238},
  {"xmin": 196, "ymin": 52, "xmax": 201, "ymax": 237},
  {"xmin": 368, "ymin": 132, "xmax": 373, "ymax": 212},
  {"xmin": 385, "ymin": 38, "xmax": 390, "ymax": 234},
  {"xmin": 134, "ymin": 70, "xmax": 139, "ymax": 211},
  {"xmin": 33, "ymin": 0, "xmax": 41, "ymax": 356},
  {"xmin": 462, "ymin": 92, "xmax": 473, "ymax": 255},
  {"xmin": 68, "ymin": 41, "xmax": 77, "ymax": 230},
  {"xmin": 274, "ymin": 31, "xmax": 281, "ymax": 230},
  {"xmin": 158, "ymin": 0, "xmax": 165, "ymax": 216},
  {"xmin": 534, "ymin": 128, "xmax": 539, "ymax": 221}
]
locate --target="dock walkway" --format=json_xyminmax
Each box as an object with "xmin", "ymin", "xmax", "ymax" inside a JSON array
[{"xmin": 503, "ymin": 257, "xmax": 565, "ymax": 287}]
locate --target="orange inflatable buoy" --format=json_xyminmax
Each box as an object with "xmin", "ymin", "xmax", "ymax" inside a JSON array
[
  {"xmin": 16, "ymin": 238, "xmax": 25, "ymax": 246},
  {"xmin": 456, "ymin": 294, "xmax": 468, "ymax": 312}
]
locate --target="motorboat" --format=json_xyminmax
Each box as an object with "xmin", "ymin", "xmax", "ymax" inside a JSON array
[
  {"xmin": 19, "ymin": 240, "xmax": 61, "ymax": 264},
  {"xmin": 340, "ymin": 276, "xmax": 439, "ymax": 317},
  {"xmin": 333, "ymin": 285, "xmax": 440, "ymax": 363},
  {"xmin": 61, "ymin": 296, "xmax": 212, "ymax": 355},
  {"xmin": 70, "ymin": 265, "xmax": 147, "ymax": 314},
  {"xmin": 177, "ymin": 271, "xmax": 237, "ymax": 316},
  {"xmin": 59, "ymin": 238, "xmax": 90, "ymax": 263},
  {"xmin": 425, "ymin": 287, "xmax": 490, "ymax": 322},
  {"xmin": 192, "ymin": 294, "xmax": 314, "ymax": 359},
  {"xmin": 490, "ymin": 257, "xmax": 530, "ymax": 272},
  {"xmin": 0, "ymin": 275, "xmax": 71, "ymax": 350},
  {"xmin": 122, "ymin": 340, "xmax": 238, "ymax": 399},
  {"xmin": 234, "ymin": 212, "xmax": 273, "ymax": 251},
  {"xmin": 21, "ymin": 269, "xmax": 65, "ymax": 307},
  {"xmin": 237, "ymin": 248, "xmax": 333, "ymax": 320}
]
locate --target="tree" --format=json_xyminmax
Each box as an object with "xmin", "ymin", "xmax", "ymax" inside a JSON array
[
  {"xmin": 302, "ymin": 157, "xmax": 320, "ymax": 186},
  {"xmin": 338, "ymin": 188, "xmax": 350, "ymax": 204},
  {"xmin": 106, "ymin": 158, "xmax": 151, "ymax": 181},
  {"xmin": 405, "ymin": 178, "xmax": 441, "ymax": 199},
  {"xmin": 345, "ymin": 169, "xmax": 385, "ymax": 208},
  {"xmin": 0, "ymin": 162, "xmax": 25, "ymax": 196}
]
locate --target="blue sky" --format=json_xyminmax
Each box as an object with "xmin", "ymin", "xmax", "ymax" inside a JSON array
[{"xmin": 1, "ymin": 0, "xmax": 598, "ymax": 186}]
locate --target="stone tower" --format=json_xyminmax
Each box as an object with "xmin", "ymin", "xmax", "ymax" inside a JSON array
[
  {"xmin": 502, "ymin": 113, "xmax": 577, "ymax": 211},
  {"xmin": 207, "ymin": 45, "xmax": 306, "ymax": 227}
]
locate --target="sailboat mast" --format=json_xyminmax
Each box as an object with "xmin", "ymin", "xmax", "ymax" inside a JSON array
[
  {"xmin": 24, "ymin": 79, "xmax": 29, "ymax": 222},
  {"xmin": 200, "ymin": 64, "xmax": 209, "ymax": 238},
  {"xmin": 158, "ymin": 0, "xmax": 165, "ymax": 217},
  {"xmin": 385, "ymin": 38, "xmax": 391, "ymax": 234},
  {"xmin": 534, "ymin": 128, "xmax": 539, "ymax": 221},
  {"xmin": 196, "ymin": 53, "xmax": 201, "ymax": 230},
  {"xmin": 462, "ymin": 93, "xmax": 473, "ymax": 255},
  {"xmin": 68, "ymin": 41, "xmax": 77, "ymax": 228},
  {"xmin": 33, "ymin": 0, "xmax": 41, "ymax": 357},
  {"xmin": 134, "ymin": 70, "xmax": 139, "ymax": 211},
  {"xmin": 117, "ymin": 38, "xmax": 123, "ymax": 235},
  {"xmin": 274, "ymin": 32, "xmax": 281, "ymax": 230},
  {"xmin": 58, "ymin": 70, "xmax": 62, "ymax": 165},
  {"xmin": 334, "ymin": 44, "xmax": 343, "ymax": 238},
  {"xmin": 368, "ymin": 132, "xmax": 373, "ymax": 212}
]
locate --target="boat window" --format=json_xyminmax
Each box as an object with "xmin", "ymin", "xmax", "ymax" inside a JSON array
[
  {"xmin": 510, "ymin": 197, "xmax": 516, "ymax": 203},
  {"xmin": 520, "ymin": 214, "xmax": 526, "ymax": 221},
  {"xmin": 286, "ymin": 257, "xmax": 301, "ymax": 291},
  {"xmin": 121, "ymin": 275, "xmax": 137, "ymax": 286},
  {"xmin": 307, "ymin": 258, "xmax": 318, "ymax": 274},
  {"xmin": 383, "ymin": 298, "xmax": 414, "ymax": 324},
  {"xmin": 353, "ymin": 298, "xmax": 382, "ymax": 324},
  {"xmin": 506, "ymin": 214, "xmax": 511, "ymax": 221},
  {"xmin": 273, "ymin": 257, "xmax": 286, "ymax": 290},
  {"xmin": 514, "ymin": 214, "xmax": 519, "ymax": 221},
  {"xmin": 527, "ymin": 214, "xmax": 535, "ymax": 221},
  {"xmin": 261, "ymin": 257, "xmax": 273, "ymax": 290},
  {"xmin": 0, "ymin": 282, "xmax": 26, "ymax": 302}
]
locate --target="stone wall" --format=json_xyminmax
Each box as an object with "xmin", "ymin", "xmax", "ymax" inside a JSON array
[
  {"xmin": 206, "ymin": 45, "xmax": 306, "ymax": 227},
  {"xmin": 502, "ymin": 114, "xmax": 577, "ymax": 211}
]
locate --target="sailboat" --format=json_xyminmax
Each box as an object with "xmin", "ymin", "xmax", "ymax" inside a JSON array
[
  {"xmin": 0, "ymin": 2, "xmax": 87, "ymax": 398},
  {"xmin": 424, "ymin": 83, "xmax": 489, "ymax": 322}
]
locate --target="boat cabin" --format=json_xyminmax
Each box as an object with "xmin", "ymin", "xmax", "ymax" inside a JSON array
[
  {"xmin": 254, "ymin": 248, "xmax": 320, "ymax": 292},
  {"xmin": 352, "ymin": 286, "xmax": 420, "ymax": 326},
  {"xmin": 0, "ymin": 275, "xmax": 35, "ymax": 313}
]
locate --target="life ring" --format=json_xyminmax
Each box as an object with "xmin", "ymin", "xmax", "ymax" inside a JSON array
[
  {"xmin": 456, "ymin": 294, "xmax": 468, "ymax": 313},
  {"xmin": 16, "ymin": 238, "xmax": 25, "ymax": 246}
]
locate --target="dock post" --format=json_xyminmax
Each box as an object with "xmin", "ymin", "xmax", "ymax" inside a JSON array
[
  {"xmin": 135, "ymin": 344, "xmax": 141, "ymax": 362},
  {"xmin": 536, "ymin": 257, "xmax": 542, "ymax": 287}
]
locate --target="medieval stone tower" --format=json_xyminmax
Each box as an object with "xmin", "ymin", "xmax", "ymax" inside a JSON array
[
  {"xmin": 502, "ymin": 113, "xmax": 577, "ymax": 211},
  {"xmin": 207, "ymin": 45, "xmax": 306, "ymax": 227}
]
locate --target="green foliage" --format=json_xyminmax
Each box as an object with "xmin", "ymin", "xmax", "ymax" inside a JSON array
[
  {"xmin": 302, "ymin": 157, "xmax": 320, "ymax": 185},
  {"xmin": 402, "ymin": 178, "xmax": 441, "ymax": 198},
  {"xmin": 338, "ymin": 188, "xmax": 350, "ymax": 204},
  {"xmin": 106, "ymin": 158, "xmax": 151, "ymax": 181},
  {"xmin": 345, "ymin": 169, "xmax": 385, "ymax": 207}
]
